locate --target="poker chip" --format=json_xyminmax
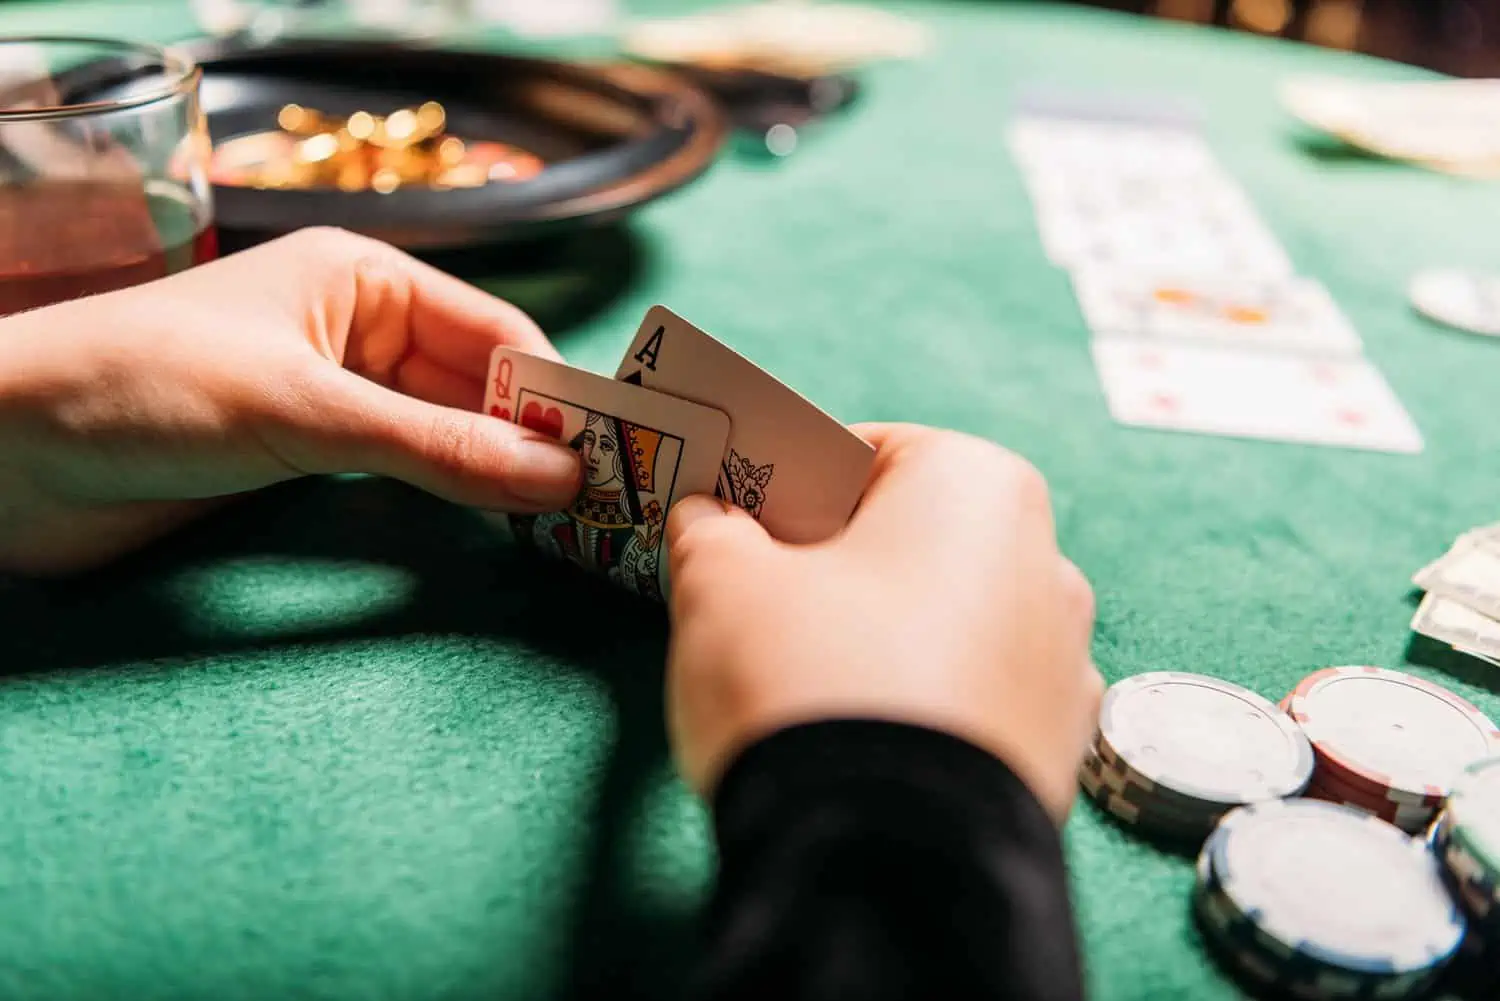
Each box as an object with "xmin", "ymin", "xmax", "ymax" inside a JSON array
[
  {"xmin": 1304, "ymin": 786, "xmax": 1437, "ymax": 835},
  {"xmin": 1446, "ymin": 757, "xmax": 1500, "ymax": 876},
  {"xmin": 1303, "ymin": 766, "xmax": 1442, "ymax": 834},
  {"xmin": 1436, "ymin": 756, "xmax": 1500, "ymax": 937},
  {"xmin": 1286, "ymin": 667, "xmax": 1500, "ymax": 809},
  {"xmin": 1095, "ymin": 673, "xmax": 1313, "ymax": 815},
  {"xmin": 1425, "ymin": 812, "xmax": 1446, "ymax": 854},
  {"xmin": 1194, "ymin": 800, "xmax": 1464, "ymax": 997},
  {"xmin": 1409, "ymin": 268, "xmax": 1500, "ymax": 338},
  {"xmin": 1078, "ymin": 741, "xmax": 1223, "ymax": 840}
]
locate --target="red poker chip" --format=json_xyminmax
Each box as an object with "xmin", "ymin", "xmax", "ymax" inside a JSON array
[
  {"xmin": 1286, "ymin": 666, "xmax": 1499, "ymax": 808},
  {"xmin": 1303, "ymin": 774, "xmax": 1438, "ymax": 834}
]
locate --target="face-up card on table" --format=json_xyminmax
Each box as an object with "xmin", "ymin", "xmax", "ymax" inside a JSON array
[
  {"xmin": 614, "ymin": 305, "xmax": 875, "ymax": 544},
  {"xmin": 1073, "ymin": 270, "xmax": 1363, "ymax": 357},
  {"xmin": 1090, "ymin": 339, "xmax": 1423, "ymax": 454},
  {"xmin": 483, "ymin": 347, "xmax": 730, "ymax": 601}
]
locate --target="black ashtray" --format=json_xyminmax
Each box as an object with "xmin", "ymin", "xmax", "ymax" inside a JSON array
[{"xmin": 142, "ymin": 38, "xmax": 727, "ymax": 250}]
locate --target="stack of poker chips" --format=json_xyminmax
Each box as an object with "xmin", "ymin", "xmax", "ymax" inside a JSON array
[
  {"xmin": 1193, "ymin": 799, "xmax": 1465, "ymax": 1000},
  {"xmin": 1079, "ymin": 673, "xmax": 1314, "ymax": 841},
  {"xmin": 1281, "ymin": 666, "xmax": 1500, "ymax": 834},
  {"xmin": 1081, "ymin": 667, "xmax": 1500, "ymax": 1000}
]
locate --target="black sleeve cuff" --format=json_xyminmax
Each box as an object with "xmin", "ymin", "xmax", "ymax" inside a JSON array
[{"xmin": 693, "ymin": 719, "xmax": 1086, "ymax": 1001}]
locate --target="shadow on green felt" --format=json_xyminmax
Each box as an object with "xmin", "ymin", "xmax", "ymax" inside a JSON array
[
  {"xmin": 0, "ymin": 475, "xmax": 699, "ymax": 998},
  {"xmin": 1290, "ymin": 132, "xmax": 1400, "ymax": 167}
]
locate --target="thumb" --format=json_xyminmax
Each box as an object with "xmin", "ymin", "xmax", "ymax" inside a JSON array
[
  {"xmin": 666, "ymin": 494, "xmax": 774, "ymax": 598},
  {"xmin": 289, "ymin": 369, "xmax": 581, "ymax": 511}
]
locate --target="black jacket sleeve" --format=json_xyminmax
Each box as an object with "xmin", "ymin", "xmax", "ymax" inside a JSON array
[{"xmin": 688, "ymin": 720, "xmax": 1086, "ymax": 1001}]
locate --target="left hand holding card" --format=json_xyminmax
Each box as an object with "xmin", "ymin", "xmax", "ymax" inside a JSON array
[{"xmin": 484, "ymin": 347, "xmax": 731, "ymax": 601}]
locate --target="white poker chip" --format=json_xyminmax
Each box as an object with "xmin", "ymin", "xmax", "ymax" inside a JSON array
[
  {"xmin": 1208, "ymin": 799, "xmax": 1466, "ymax": 975},
  {"xmin": 1409, "ymin": 268, "xmax": 1500, "ymax": 338},
  {"xmin": 1095, "ymin": 672, "xmax": 1313, "ymax": 810}
]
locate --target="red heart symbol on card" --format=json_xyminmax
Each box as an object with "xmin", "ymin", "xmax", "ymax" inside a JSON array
[
  {"xmin": 1148, "ymin": 393, "xmax": 1180, "ymax": 414},
  {"xmin": 488, "ymin": 404, "xmax": 512, "ymax": 422},
  {"xmin": 520, "ymin": 401, "xmax": 565, "ymax": 440}
]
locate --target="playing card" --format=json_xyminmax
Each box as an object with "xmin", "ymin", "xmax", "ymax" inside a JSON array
[
  {"xmin": 1008, "ymin": 115, "xmax": 1216, "ymax": 181},
  {"xmin": 1413, "ymin": 535, "xmax": 1500, "ymax": 622},
  {"xmin": 614, "ymin": 305, "xmax": 875, "ymax": 545},
  {"xmin": 1073, "ymin": 270, "xmax": 1362, "ymax": 357},
  {"xmin": 1090, "ymin": 339, "xmax": 1423, "ymax": 453},
  {"xmin": 1009, "ymin": 116, "xmax": 1293, "ymax": 279},
  {"xmin": 483, "ymin": 347, "xmax": 730, "ymax": 601},
  {"xmin": 1411, "ymin": 593, "xmax": 1500, "ymax": 661},
  {"xmin": 1011, "ymin": 88, "xmax": 1201, "ymax": 131},
  {"xmin": 1455, "ymin": 645, "xmax": 1500, "ymax": 668}
]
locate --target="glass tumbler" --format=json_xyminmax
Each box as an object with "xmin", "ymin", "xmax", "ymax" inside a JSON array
[{"xmin": 0, "ymin": 37, "xmax": 216, "ymax": 317}]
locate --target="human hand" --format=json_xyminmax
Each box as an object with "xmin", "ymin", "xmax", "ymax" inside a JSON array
[
  {"xmin": 663, "ymin": 424, "xmax": 1100, "ymax": 824},
  {"xmin": 0, "ymin": 227, "xmax": 580, "ymax": 575}
]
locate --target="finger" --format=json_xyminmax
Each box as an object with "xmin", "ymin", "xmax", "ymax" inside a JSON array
[
  {"xmin": 236, "ymin": 229, "xmax": 563, "ymax": 383},
  {"xmin": 342, "ymin": 239, "xmax": 561, "ymax": 378},
  {"xmin": 394, "ymin": 353, "xmax": 486, "ymax": 412},
  {"xmin": 402, "ymin": 263, "xmax": 562, "ymax": 369},
  {"xmin": 1058, "ymin": 557, "xmax": 1097, "ymax": 631},
  {"xmin": 282, "ymin": 367, "xmax": 580, "ymax": 511},
  {"xmin": 667, "ymin": 494, "xmax": 772, "ymax": 560},
  {"xmin": 666, "ymin": 495, "xmax": 774, "ymax": 607}
]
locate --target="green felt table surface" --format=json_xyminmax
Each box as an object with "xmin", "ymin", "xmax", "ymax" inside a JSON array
[{"xmin": 3, "ymin": 2, "xmax": 1500, "ymax": 999}]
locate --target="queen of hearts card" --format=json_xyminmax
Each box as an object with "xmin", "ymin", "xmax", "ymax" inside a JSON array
[{"xmin": 507, "ymin": 400, "xmax": 681, "ymax": 600}]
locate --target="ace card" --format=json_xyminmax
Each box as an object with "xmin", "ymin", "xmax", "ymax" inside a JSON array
[
  {"xmin": 614, "ymin": 306, "xmax": 876, "ymax": 544},
  {"xmin": 484, "ymin": 347, "xmax": 730, "ymax": 600},
  {"xmin": 1090, "ymin": 339, "xmax": 1423, "ymax": 453}
]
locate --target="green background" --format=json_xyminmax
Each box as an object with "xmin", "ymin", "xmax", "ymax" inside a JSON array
[{"xmin": 3, "ymin": 2, "xmax": 1500, "ymax": 998}]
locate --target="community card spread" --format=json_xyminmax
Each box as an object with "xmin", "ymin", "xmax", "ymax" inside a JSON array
[
  {"xmin": 1073, "ymin": 271, "xmax": 1363, "ymax": 357},
  {"xmin": 614, "ymin": 305, "xmax": 876, "ymax": 545},
  {"xmin": 1090, "ymin": 339, "xmax": 1423, "ymax": 454},
  {"xmin": 484, "ymin": 347, "xmax": 730, "ymax": 600}
]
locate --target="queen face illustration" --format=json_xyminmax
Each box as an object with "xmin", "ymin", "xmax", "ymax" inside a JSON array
[
  {"xmin": 504, "ymin": 399, "xmax": 676, "ymax": 602},
  {"xmin": 581, "ymin": 416, "xmax": 625, "ymax": 491}
]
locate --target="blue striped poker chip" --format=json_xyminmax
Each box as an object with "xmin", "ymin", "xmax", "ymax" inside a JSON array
[
  {"xmin": 1208, "ymin": 800, "xmax": 1466, "ymax": 978},
  {"xmin": 1425, "ymin": 812, "xmax": 1448, "ymax": 856},
  {"xmin": 1097, "ymin": 672, "xmax": 1314, "ymax": 812},
  {"xmin": 1192, "ymin": 874, "xmax": 1439, "ymax": 998}
]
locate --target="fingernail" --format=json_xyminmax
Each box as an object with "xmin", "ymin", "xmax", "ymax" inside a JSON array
[{"xmin": 510, "ymin": 438, "xmax": 581, "ymax": 507}]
